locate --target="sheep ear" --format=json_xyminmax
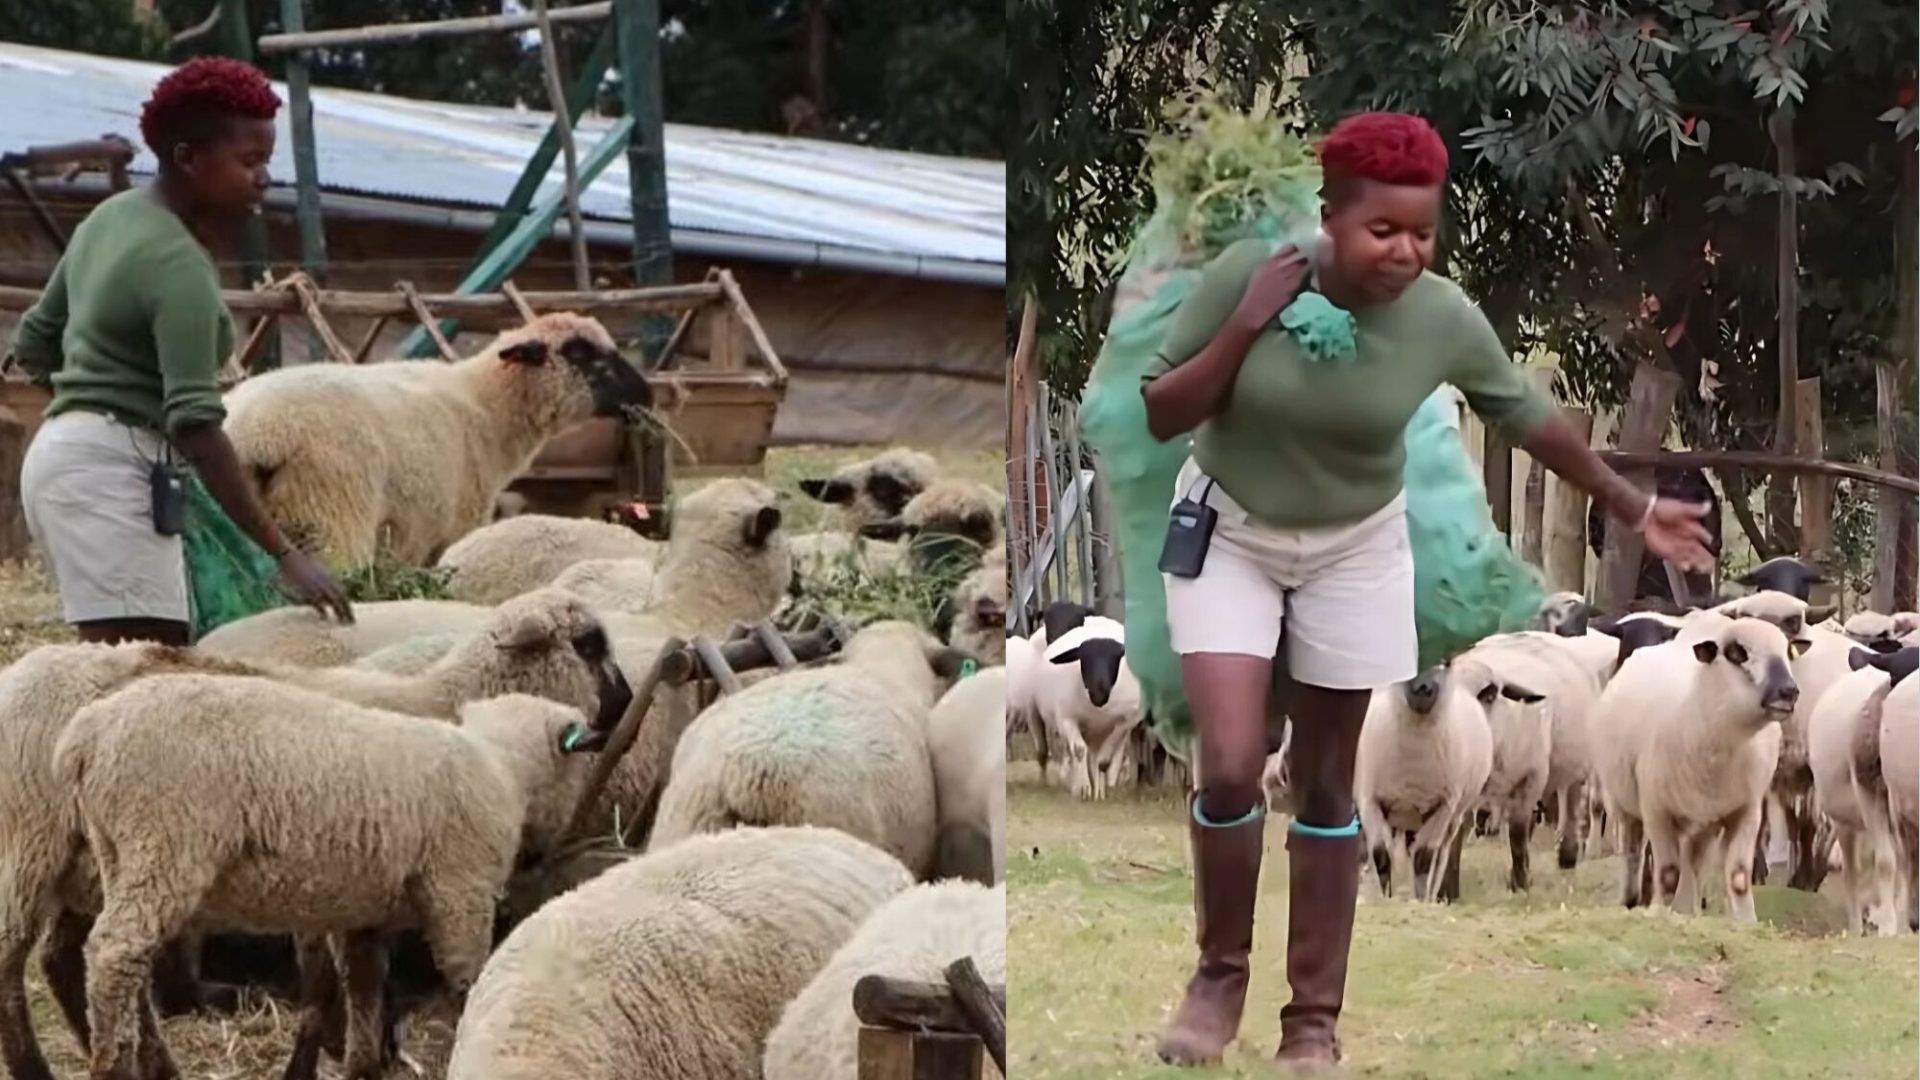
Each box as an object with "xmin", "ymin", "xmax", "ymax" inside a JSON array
[
  {"xmin": 800, "ymin": 478, "xmax": 854, "ymax": 504},
  {"xmin": 558, "ymin": 723, "xmax": 609, "ymax": 754},
  {"xmin": 1692, "ymin": 640, "xmax": 1719, "ymax": 664},
  {"xmin": 493, "ymin": 618, "xmax": 551, "ymax": 652},
  {"xmin": 1806, "ymin": 603, "xmax": 1836, "ymax": 625},
  {"xmin": 741, "ymin": 506, "xmax": 783, "ymax": 549},
  {"xmin": 1499, "ymin": 682, "xmax": 1545, "ymax": 704},
  {"xmin": 1048, "ymin": 645, "xmax": 1084, "ymax": 666},
  {"xmin": 1590, "ymin": 616, "xmax": 1622, "ymax": 638},
  {"xmin": 499, "ymin": 339, "xmax": 549, "ymax": 366},
  {"xmin": 1849, "ymin": 647, "xmax": 1874, "ymax": 671}
]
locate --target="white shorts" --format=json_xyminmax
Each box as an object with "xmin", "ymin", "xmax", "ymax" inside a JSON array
[
  {"xmin": 1162, "ymin": 457, "xmax": 1417, "ymax": 690},
  {"xmin": 20, "ymin": 410, "xmax": 191, "ymax": 624}
]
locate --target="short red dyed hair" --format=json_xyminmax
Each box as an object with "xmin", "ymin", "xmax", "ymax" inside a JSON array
[
  {"xmin": 139, "ymin": 57, "xmax": 281, "ymax": 160},
  {"xmin": 1315, "ymin": 112, "xmax": 1448, "ymax": 201}
]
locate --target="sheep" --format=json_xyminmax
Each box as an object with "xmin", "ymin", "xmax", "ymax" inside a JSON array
[
  {"xmin": 1472, "ymin": 632, "xmax": 1609, "ymax": 873},
  {"xmin": 648, "ymin": 621, "xmax": 969, "ymax": 877},
  {"xmin": 948, "ymin": 546, "xmax": 1007, "ymax": 666},
  {"xmin": 443, "ymin": 826, "xmax": 913, "ymax": 1080},
  {"xmin": 1853, "ymin": 647, "xmax": 1920, "ymax": 934},
  {"xmin": 1005, "ymin": 630, "xmax": 1048, "ymax": 774},
  {"xmin": 926, "ymin": 667, "xmax": 1007, "ymax": 885},
  {"xmin": 1808, "ymin": 646, "xmax": 1913, "ymax": 934},
  {"xmin": 545, "ymin": 556, "xmax": 661, "ymax": 614},
  {"xmin": 197, "ymin": 597, "xmax": 493, "ymax": 667},
  {"xmin": 763, "ymin": 881, "xmax": 1006, "ymax": 1080},
  {"xmin": 1590, "ymin": 614, "xmax": 1801, "ymax": 919},
  {"xmin": 1733, "ymin": 555, "xmax": 1828, "ymax": 602},
  {"xmin": 223, "ymin": 313, "xmax": 653, "ymax": 567},
  {"xmin": 1536, "ymin": 591, "xmax": 1598, "ymax": 636},
  {"xmin": 786, "ymin": 531, "xmax": 908, "ymax": 580},
  {"xmin": 798, "ymin": 446, "xmax": 942, "ymax": 529},
  {"xmin": 437, "ymin": 513, "xmax": 659, "ymax": 605},
  {"xmin": 1896, "ymin": 612, "xmax": 1920, "ymax": 637},
  {"xmin": 0, "ymin": 589, "xmax": 630, "ymax": 1080},
  {"xmin": 1842, "ymin": 611, "xmax": 1909, "ymax": 654},
  {"xmin": 1040, "ymin": 620, "xmax": 1146, "ymax": 801},
  {"xmin": 863, "ymin": 480, "xmax": 1005, "ymax": 603},
  {"xmin": 54, "ymin": 683, "xmax": 613, "ymax": 1080},
  {"xmin": 1441, "ymin": 642, "xmax": 1554, "ymax": 892},
  {"xmin": 1353, "ymin": 663, "xmax": 1497, "ymax": 902}
]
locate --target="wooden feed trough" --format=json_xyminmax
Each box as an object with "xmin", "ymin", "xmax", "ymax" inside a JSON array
[{"xmin": 0, "ymin": 268, "xmax": 787, "ymax": 548}]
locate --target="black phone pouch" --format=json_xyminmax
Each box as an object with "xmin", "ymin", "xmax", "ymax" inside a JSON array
[
  {"xmin": 1158, "ymin": 479, "xmax": 1217, "ymax": 579},
  {"xmin": 150, "ymin": 460, "xmax": 187, "ymax": 537}
]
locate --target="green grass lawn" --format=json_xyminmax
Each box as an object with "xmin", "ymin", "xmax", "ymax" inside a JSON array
[{"xmin": 1008, "ymin": 775, "xmax": 1919, "ymax": 1080}]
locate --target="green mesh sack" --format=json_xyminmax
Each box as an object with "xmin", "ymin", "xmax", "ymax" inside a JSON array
[
  {"xmin": 182, "ymin": 473, "xmax": 289, "ymax": 641},
  {"xmin": 1078, "ymin": 94, "xmax": 1541, "ymax": 746}
]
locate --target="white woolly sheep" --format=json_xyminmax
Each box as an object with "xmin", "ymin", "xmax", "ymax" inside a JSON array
[
  {"xmin": 1446, "ymin": 640, "xmax": 1555, "ymax": 892},
  {"xmin": 1005, "ymin": 629, "xmax": 1049, "ymax": 775},
  {"xmin": 1854, "ymin": 648, "xmax": 1920, "ymax": 934},
  {"xmin": 799, "ymin": 447, "xmax": 943, "ymax": 529},
  {"xmin": 223, "ymin": 312, "xmax": 653, "ymax": 566},
  {"xmin": 1354, "ymin": 663, "xmax": 1497, "ymax": 902},
  {"xmin": 197, "ymin": 597, "xmax": 493, "ymax": 667},
  {"xmin": 1808, "ymin": 647, "xmax": 1912, "ymax": 935},
  {"xmin": 862, "ymin": 479, "xmax": 1005, "ymax": 587},
  {"xmin": 1591, "ymin": 614, "xmax": 1800, "ymax": 919},
  {"xmin": 545, "ymin": 556, "xmax": 661, "ymax": 614},
  {"xmin": 443, "ymin": 826, "xmax": 913, "ymax": 1080},
  {"xmin": 1842, "ymin": 611, "xmax": 1908, "ymax": 654},
  {"xmin": 437, "ymin": 513, "xmax": 660, "ymax": 605},
  {"xmin": 0, "ymin": 589, "xmax": 629, "ymax": 1080},
  {"xmin": 649, "ymin": 621, "xmax": 968, "ymax": 877},
  {"xmin": 763, "ymin": 881, "xmax": 1006, "ymax": 1080},
  {"xmin": 1474, "ymin": 632, "xmax": 1608, "ymax": 874},
  {"xmin": 54, "ymin": 684, "xmax": 612, "ymax": 1079},
  {"xmin": 948, "ymin": 546, "xmax": 1008, "ymax": 666},
  {"xmin": 1040, "ymin": 620, "xmax": 1146, "ymax": 801},
  {"xmin": 787, "ymin": 530, "xmax": 908, "ymax": 580},
  {"xmin": 926, "ymin": 667, "xmax": 1008, "ymax": 885},
  {"xmin": 1536, "ymin": 591, "xmax": 1598, "ymax": 636}
]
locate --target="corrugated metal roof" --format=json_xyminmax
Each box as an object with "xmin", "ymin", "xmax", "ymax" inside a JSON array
[{"xmin": 0, "ymin": 41, "xmax": 1003, "ymax": 280}]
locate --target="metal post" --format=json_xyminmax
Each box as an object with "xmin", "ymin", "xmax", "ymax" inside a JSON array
[
  {"xmin": 221, "ymin": 0, "xmax": 279, "ymax": 367},
  {"xmin": 614, "ymin": 0, "xmax": 674, "ymax": 515},
  {"xmin": 279, "ymin": 0, "xmax": 327, "ymax": 287}
]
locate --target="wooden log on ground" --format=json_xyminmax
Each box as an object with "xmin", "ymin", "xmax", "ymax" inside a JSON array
[{"xmin": 256, "ymin": 1, "xmax": 610, "ymax": 54}]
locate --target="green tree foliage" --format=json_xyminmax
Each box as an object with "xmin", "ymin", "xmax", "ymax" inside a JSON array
[{"xmin": 0, "ymin": 0, "xmax": 169, "ymax": 60}]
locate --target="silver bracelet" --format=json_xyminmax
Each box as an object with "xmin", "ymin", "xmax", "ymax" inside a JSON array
[{"xmin": 1630, "ymin": 492, "xmax": 1656, "ymax": 534}]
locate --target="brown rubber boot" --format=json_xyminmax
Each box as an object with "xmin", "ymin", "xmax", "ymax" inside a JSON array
[
  {"xmin": 1274, "ymin": 825, "xmax": 1362, "ymax": 1074},
  {"xmin": 1156, "ymin": 792, "xmax": 1266, "ymax": 1065}
]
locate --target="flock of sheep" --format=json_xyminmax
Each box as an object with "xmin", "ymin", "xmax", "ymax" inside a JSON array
[
  {"xmin": 0, "ymin": 313, "xmax": 1010, "ymax": 1080},
  {"xmin": 1008, "ymin": 552, "xmax": 1919, "ymax": 938}
]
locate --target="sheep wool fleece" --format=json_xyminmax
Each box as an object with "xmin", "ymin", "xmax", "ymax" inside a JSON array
[{"xmin": 445, "ymin": 826, "xmax": 913, "ymax": 1080}]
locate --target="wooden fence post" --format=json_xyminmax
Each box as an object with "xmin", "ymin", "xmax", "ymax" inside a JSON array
[
  {"xmin": 1544, "ymin": 407, "xmax": 1594, "ymax": 593},
  {"xmin": 1596, "ymin": 364, "xmax": 1681, "ymax": 612},
  {"xmin": 1794, "ymin": 376, "xmax": 1836, "ymax": 608}
]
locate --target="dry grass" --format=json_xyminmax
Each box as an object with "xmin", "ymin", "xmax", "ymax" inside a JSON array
[{"xmin": 3, "ymin": 442, "xmax": 1004, "ymax": 1079}]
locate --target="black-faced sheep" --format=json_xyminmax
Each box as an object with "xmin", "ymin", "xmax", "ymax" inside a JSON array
[
  {"xmin": 1810, "ymin": 645, "xmax": 1918, "ymax": 935},
  {"xmin": 798, "ymin": 447, "xmax": 942, "ymax": 529},
  {"xmin": 0, "ymin": 589, "xmax": 629, "ymax": 1080},
  {"xmin": 54, "ymin": 686, "xmax": 612, "ymax": 1080},
  {"xmin": 443, "ymin": 826, "xmax": 913, "ymax": 1080},
  {"xmin": 1354, "ymin": 664, "xmax": 1497, "ymax": 902},
  {"xmin": 1040, "ymin": 618, "xmax": 1145, "ymax": 801},
  {"xmin": 649, "ymin": 621, "xmax": 971, "ymax": 877},
  {"xmin": 1536, "ymin": 591, "xmax": 1598, "ymax": 637},
  {"xmin": 1733, "ymin": 556, "xmax": 1829, "ymax": 603},
  {"xmin": 223, "ymin": 312, "xmax": 653, "ymax": 566},
  {"xmin": 948, "ymin": 546, "xmax": 1008, "ymax": 666},
  {"xmin": 1591, "ymin": 614, "xmax": 1801, "ymax": 919},
  {"xmin": 762, "ymin": 881, "xmax": 1006, "ymax": 1080},
  {"xmin": 1842, "ymin": 611, "xmax": 1910, "ymax": 654},
  {"xmin": 437, "ymin": 513, "xmax": 659, "ymax": 605}
]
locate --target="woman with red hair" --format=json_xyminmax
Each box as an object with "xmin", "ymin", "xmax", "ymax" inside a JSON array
[
  {"xmin": 1141, "ymin": 111, "xmax": 1711, "ymax": 1071},
  {"xmin": 8, "ymin": 57, "xmax": 351, "ymax": 648}
]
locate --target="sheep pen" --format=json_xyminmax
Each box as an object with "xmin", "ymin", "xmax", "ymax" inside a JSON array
[{"xmin": 0, "ymin": 443, "xmax": 1000, "ymax": 1080}]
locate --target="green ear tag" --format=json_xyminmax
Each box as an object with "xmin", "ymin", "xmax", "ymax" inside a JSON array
[
  {"xmin": 563, "ymin": 724, "xmax": 587, "ymax": 751},
  {"xmin": 958, "ymin": 658, "xmax": 979, "ymax": 681}
]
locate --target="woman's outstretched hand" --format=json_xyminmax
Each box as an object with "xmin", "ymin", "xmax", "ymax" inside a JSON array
[
  {"xmin": 277, "ymin": 548, "xmax": 355, "ymax": 624},
  {"xmin": 1640, "ymin": 497, "xmax": 1714, "ymax": 574}
]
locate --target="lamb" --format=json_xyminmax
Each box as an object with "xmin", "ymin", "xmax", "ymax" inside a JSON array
[
  {"xmin": 54, "ymin": 684, "xmax": 613, "ymax": 1080},
  {"xmin": 863, "ymin": 479, "xmax": 1006, "ymax": 598},
  {"xmin": 1590, "ymin": 614, "xmax": 1801, "ymax": 919},
  {"xmin": 1853, "ymin": 647, "xmax": 1920, "ymax": 934},
  {"xmin": 443, "ymin": 826, "xmax": 913, "ymax": 1080},
  {"xmin": 649, "ymin": 621, "xmax": 970, "ymax": 877},
  {"xmin": 763, "ymin": 881, "xmax": 1006, "ymax": 1080},
  {"xmin": 1040, "ymin": 620, "xmax": 1146, "ymax": 801},
  {"xmin": 798, "ymin": 446, "xmax": 942, "ymax": 528},
  {"xmin": 1353, "ymin": 663, "xmax": 1497, "ymax": 902},
  {"xmin": 926, "ymin": 667, "xmax": 1008, "ymax": 885},
  {"xmin": 947, "ymin": 546, "xmax": 1008, "ymax": 666},
  {"xmin": 1807, "ymin": 646, "xmax": 1913, "ymax": 934},
  {"xmin": 0, "ymin": 589, "xmax": 630, "ymax": 1080},
  {"xmin": 1472, "ymin": 632, "xmax": 1608, "ymax": 873},
  {"xmin": 437, "ymin": 513, "xmax": 659, "ymax": 605},
  {"xmin": 1439, "ymin": 642, "xmax": 1553, "ymax": 892},
  {"xmin": 223, "ymin": 312, "xmax": 654, "ymax": 566}
]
